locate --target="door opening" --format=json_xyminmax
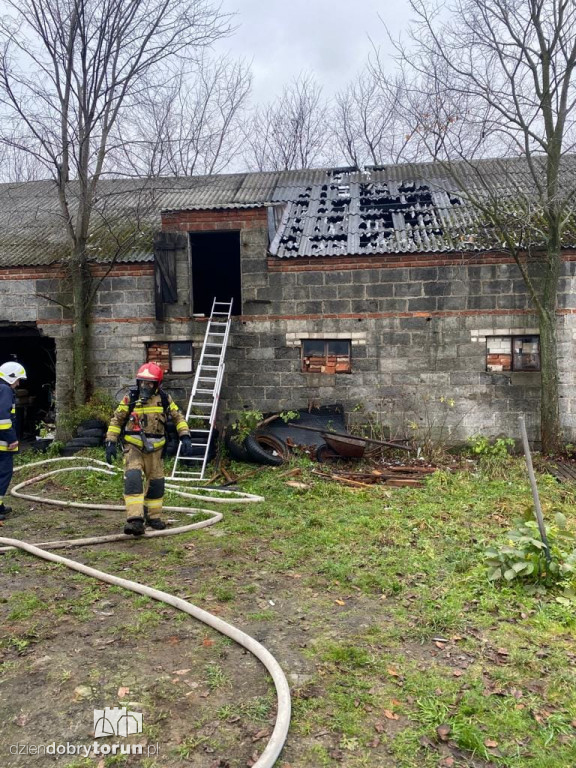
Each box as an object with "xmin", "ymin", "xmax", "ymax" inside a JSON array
[
  {"xmin": 190, "ymin": 231, "xmax": 241, "ymax": 316},
  {"xmin": 0, "ymin": 326, "xmax": 56, "ymax": 441}
]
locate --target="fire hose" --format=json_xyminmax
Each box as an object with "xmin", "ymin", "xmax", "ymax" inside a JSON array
[{"xmin": 0, "ymin": 457, "xmax": 291, "ymax": 768}]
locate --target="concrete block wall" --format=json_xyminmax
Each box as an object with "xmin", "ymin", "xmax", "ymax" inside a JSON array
[
  {"xmin": 156, "ymin": 208, "xmax": 576, "ymax": 444},
  {"xmin": 2, "ymin": 209, "xmax": 576, "ymax": 446}
]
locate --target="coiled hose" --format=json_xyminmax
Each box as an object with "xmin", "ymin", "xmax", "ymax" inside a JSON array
[{"xmin": 0, "ymin": 456, "xmax": 291, "ymax": 768}]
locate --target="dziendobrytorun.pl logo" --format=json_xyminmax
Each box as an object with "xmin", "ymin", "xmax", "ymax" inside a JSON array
[{"xmin": 9, "ymin": 706, "xmax": 159, "ymax": 758}]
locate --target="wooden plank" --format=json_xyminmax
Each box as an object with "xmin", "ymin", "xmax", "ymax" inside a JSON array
[
  {"xmin": 385, "ymin": 478, "xmax": 424, "ymax": 487},
  {"xmin": 547, "ymin": 462, "xmax": 576, "ymax": 482}
]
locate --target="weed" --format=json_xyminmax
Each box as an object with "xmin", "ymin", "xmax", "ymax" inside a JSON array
[
  {"xmin": 174, "ymin": 735, "xmax": 210, "ymax": 758},
  {"xmin": 485, "ymin": 514, "xmax": 576, "ymax": 590},
  {"xmin": 468, "ymin": 434, "xmax": 516, "ymax": 477},
  {"xmin": 204, "ymin": 662, "xmax": 228, "ymax": 690},
  {"xmin": 214, "ymin": 585, "xmax": 234, "ymax": 602},
  {"xmin": 8, "ymin": 592, "xmax": 45, "ymax": 621},
  {"xmin": 319, "ymin": 641, "xmax": 373, "ymax": 670}
]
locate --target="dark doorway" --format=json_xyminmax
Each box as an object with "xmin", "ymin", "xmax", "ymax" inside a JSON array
[
  {"xmin": 0, "ymin": 326, "xmax": 56, "ymax": 439},
  {"xmin": 189, "ymin": 231, "xmax": 241, "ymax": 316}
]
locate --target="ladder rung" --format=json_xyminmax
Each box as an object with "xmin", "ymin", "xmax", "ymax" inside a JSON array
[
  {"xmin": 190, "ymin": 442, "xmax": 208, "ymax": 447},
  {"xmin": 196, "ymin": 389, "xmax": 215, "ymax": 394},
  {"xmin": 188, "ymin": 414, "xmax": 210, "ymax": 419},
  {"xmin": 199, "ymin": 376, "xmax": 217, "ymax": 381},
  {"xmin": 204, "ymin": 354, "xmax": 221, "ymax": 358},
  {"xmin": 209, "ymin": 322, "xmax": 228, "ymax": 326},
  {"xmin": 191, "ymin": 402, "xmax": 213, "ymax": 407},
  {"xmin": 207, "ymin": 332, "xmax": 226, "ymax": 336},
  {"xmin": 179, "ymin": 456, "xmax": 204, "ymax": 461},
  {"xmin": 201, "ymin": 366, "xmax": 219, "ymax": 370}
]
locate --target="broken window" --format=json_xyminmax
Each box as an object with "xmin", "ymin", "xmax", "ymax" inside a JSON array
[
  {"xmin": 486, "ymin": 336, "xmax": 540, "ymax": 372},
  {"xmin": 301, "ymin": 339, "xmax": 351, "ymax": 374},
  {"xmin": 146, "ymin": 341, "xmax": 193, "ymax": 374}
]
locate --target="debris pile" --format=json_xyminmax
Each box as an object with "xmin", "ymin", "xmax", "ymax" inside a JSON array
[{"xmin": 311, "ymin": 465, "xmax": 436, "ymax": 489}]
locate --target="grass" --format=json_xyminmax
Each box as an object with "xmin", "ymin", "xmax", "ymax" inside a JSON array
[{"xmin": 3, "ymin": 451, "xmax": 576, "ymax": 766}]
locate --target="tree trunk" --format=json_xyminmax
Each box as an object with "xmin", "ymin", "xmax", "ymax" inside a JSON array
[
  {"xmin": 538, "ymin": 307, "xmax": 561, "ymax": 454},
  {"xmin": 70, "ymin": 243, "xmax": 91, "ymax": 408}
]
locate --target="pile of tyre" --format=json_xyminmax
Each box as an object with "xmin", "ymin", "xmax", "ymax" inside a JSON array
[
  {"xmin": 62, "ymin": 419, "xmax": 107, "ymax": 456},
  {"xmin": 164, "ymin": 422, "xmax": 219, "ymax": 461},
  {"xmin": 224, "ymin": 428, "xmax": 290, "ymax": 466}
]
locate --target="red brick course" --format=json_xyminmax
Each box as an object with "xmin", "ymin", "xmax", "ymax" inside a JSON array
[
  {"xmin": 161, "ymin": 207, "xmax": 267, "ymax": 233},
  {"xmin": 267, "ymin": 250, "xmax": 576, "ymax": 272},
  {"xmin": 0, "ymin": 263, "xmax": 153, "ymax": 280}
]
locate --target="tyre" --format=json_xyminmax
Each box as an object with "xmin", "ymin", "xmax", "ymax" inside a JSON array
[
  {"xmin": 224, "ymin": 426, "xmax": 252, "ymax": 462},
  {"xmin": 244, "ymin": 433, "xmax": 286, "ymax": 466},
  {"xmin": 78, "ymin": 418, "xmax": 107, "ymax": 430},
  {"xmin": 164, "ymin": 439, "xmax": 178, "ymax": 458},
  {"xmin": 65, "ymin": 437, "xmax": 102, "ymax": 448},
  {"xmin": 76, "ymin": 427, "xmax": 105, "ymax": 438},
  {"xmin": 254, "ymin": 433, "xmax": 291, "ymax": 461},
  {"xmin": 188, "ymin": 429, "xmax": 219, "ymax": 461},
  {"xmin": 61, "ymin": 445, "xmax": 83, "ymax": 456}
]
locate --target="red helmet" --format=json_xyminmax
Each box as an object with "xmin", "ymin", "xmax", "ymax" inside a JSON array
[{"xmin": 136, "ymin": 362, "xmax": 164, "ymax": 384}]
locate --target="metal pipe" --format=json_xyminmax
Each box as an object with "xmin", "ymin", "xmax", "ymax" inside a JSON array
[{"xmin": 519, "ymin": 416, "xmax": 551, "ymax": 563}]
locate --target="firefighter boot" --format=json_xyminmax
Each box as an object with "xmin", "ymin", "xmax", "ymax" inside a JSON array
[
  {"xmin": 145, "ymin": 513, "xmax": 167, "ymax": 531},
  {"xmin": 124, "ymin": 516, "xmax": 145, "ymax": 536},
  {"xmin": 0, "ymin": 504, "xmax": 11, "ymax": 520}
]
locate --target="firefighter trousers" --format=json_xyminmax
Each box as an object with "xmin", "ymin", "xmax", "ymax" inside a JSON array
[
  {"xmin": 123, "ymin": 445, "xmax": 165, "ymax": 520},
  {"xmin": 0, "ymin": 452, "xmax": 14, "ymax": 505}
]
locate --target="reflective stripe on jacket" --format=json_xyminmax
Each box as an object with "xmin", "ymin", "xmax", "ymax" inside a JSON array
[
  {"xmin": 106, "ymin": 390, "xmax": 189, "ymax": 452},
  {"xmin": 0, "ymin": 379, "xmax": 18, "ymax": 452}
]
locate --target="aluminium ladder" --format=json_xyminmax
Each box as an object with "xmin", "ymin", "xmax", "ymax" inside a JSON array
[{"xmin": 170, "ymin": 298, "xmax": 233, "ymax": 480}]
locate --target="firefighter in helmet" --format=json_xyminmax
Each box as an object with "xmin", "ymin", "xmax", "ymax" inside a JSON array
[
  {"xmin": 0, "ymin": 361, "xmax": 27, "ymax": 521},
  {"xmin": 105, "ymin": 362, "xmax": 193, "ymax": 536}
]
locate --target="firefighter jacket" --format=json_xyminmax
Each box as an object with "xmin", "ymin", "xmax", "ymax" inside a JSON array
[
  {"xmin": 106, "ymin": 390, "xmax": 189, "ymax": 452},
  {"xmin": 0, "ymin": 379, "xmax": 18, "ymax": 452}
]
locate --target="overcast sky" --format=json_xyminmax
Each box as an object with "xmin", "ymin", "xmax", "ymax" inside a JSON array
[{"xmin": 214, "ymin": 0, "xmax": 413, "ymax": 105}]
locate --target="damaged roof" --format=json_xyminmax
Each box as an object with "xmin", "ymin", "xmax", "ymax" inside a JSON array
[{"xmin": 0, "ymin": 156, "xmax": 572, "ymax": 267}]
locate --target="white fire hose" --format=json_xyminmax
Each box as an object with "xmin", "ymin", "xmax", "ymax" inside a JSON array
[{"xmin": 0, "ymin": 457, "xmax": 291, "ymax": 768}]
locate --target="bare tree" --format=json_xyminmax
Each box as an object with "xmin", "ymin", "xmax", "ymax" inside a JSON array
[
  {"xmin": 401, "ymin": 0, "xmax": 576, "ymax": 453},
  {"xmin": 0, "ymin": 0, "xmax": 229, "ymax": 406},
  {"xmin": 243, "ymin": 74, "xmax": 332, "ymax": 171},
  {"xmin": 0, "ymin": 138, "xmax": 45, "ymax": 181},
  {"xmin": 110, "ymin": 55, "xmax": 251, "ymax": 177},
  {"xmin": 333, "ymin": 65, "xmax": 419, "ymax": 167}
]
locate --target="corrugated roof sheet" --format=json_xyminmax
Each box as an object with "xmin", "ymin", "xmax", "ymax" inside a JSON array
[{"xmin": 0, "ymin": 156, "xmax": 572, "ymax": 266}]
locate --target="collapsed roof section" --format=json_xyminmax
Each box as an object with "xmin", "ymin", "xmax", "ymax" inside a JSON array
[{"xmin": 268, "ymin": 168, "xmax": 465, "ymax": 257}]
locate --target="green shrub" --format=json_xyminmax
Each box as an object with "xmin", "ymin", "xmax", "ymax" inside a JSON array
[
  {"xmin": 468, "ymin": 435, "xmax": 515, "ymax": 459},
  {"xmin": 59, "ymin": 390, "xmax": 116, "ymax": 437},
  {"xmin": 229, "ymin": 409, "xmax": 298, "ymax": 444},
  {"xmin": 468, "ymin": 435, "xmax": 515, "ymax": 477}
]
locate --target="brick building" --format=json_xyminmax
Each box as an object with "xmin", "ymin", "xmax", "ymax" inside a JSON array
[{"xmin": 0, "ymin": 159, "xmax": 574, "ymax": 444}]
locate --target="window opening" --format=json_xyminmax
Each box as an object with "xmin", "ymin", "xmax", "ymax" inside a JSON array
[
  {"xmin": 146, "ymin": 341, "xmax": 193, "ymax": 374},
  {"xmin": 302, "ymin": 339, "xmax": 351, "ymax": 373},
  {"xmin": 486, "ymin": 335, "xmax": 540, "ymax": 372}
]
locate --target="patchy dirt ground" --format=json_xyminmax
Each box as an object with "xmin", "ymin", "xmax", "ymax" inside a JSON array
[
  {"xmin": 1, "ymin": 457, "xmax": 574, "ymax": 768},
  {"xmin": 0, "ymin": 510, "xmax": 461, "ymax": 767}
]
